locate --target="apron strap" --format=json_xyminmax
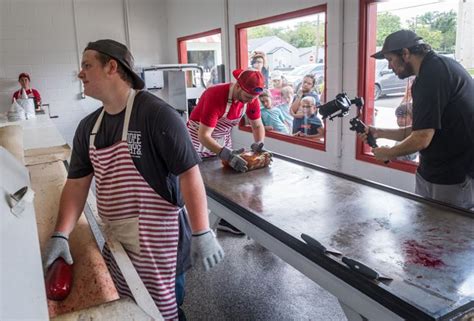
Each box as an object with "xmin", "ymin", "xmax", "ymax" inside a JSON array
[
  {"xmin": 122, "ymin": 89, "xmax": 137, "ymax": 141},
  {"xmin": 222, "ymin": 84, "xmax": 234, "ymax": 118},
  {"xmin": 89, "ymin": 89, "xmax": 137, "ymax": 148},
  {"xmin": 223, "ymin": 84, "xmax": 247, "ymax": 119}
]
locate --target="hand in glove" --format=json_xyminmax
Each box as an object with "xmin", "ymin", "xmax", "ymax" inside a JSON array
[
  {"xmin": 218, "ymin": 147, "xmax": 248, "ymax": 172},
  {"xmin": 191, "ymin": 229, "xmax": 225, "ymax": 271},
  {"xmin": 250, "ymin": 142, "xmax": 265, "ymax": 153},
  {"xmin": 43, "ymin": 231, "xmax": 73, "ymax": 271}
]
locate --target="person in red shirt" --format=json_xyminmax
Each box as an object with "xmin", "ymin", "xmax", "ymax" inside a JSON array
[
  {"xmin": 12, "ymin": 72, "xmax": 42, "ymax": 111},
  {"xmin": 187, "ymin": 68, "xmax": 266, "ymax": 171},
  {"xmin": 187, "ymin": 68, "xmax": 266, "ymax": 235}
]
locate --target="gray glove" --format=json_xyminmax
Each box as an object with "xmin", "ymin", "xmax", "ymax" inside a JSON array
[
  {"xmin": 250, "ymin": 142, "xmax": 265, "ymax": 153},
  {"xmin": 43, "ymin": 231, "xmax": 73, "ymax": 271},
  {"xmin": 191, "ymin": 229, "xmax": 224, "ymax": 271},
  {"xmin": 218, "ymin": 147, "xmax": 248, "ymax": 172}
]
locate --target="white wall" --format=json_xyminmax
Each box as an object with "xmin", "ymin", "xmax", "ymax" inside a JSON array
[
  {"xmin": 0, "ymin": 0, "xmax": 168, "ymax": 144},
  {"xmin": 164, "ymin": 0, "xmax": 416, "ymax": 193}
]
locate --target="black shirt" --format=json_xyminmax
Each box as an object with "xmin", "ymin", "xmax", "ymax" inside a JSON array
[
  {"xmin": 412, "ymin": 51, "xmax": 474, "ymax": 184},
  {"xmin": 69, "ymin": 91, "xmax": 200, "ymax": 273}
]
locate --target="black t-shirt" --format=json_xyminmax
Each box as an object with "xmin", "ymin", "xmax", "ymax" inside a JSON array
[
  {"xmin": 412, "ymin": 51, "xmax": 474, "ymax": 184},
  {"xmin": 69, "ymin": 91, "xmax": 199, "ymax": 273}
]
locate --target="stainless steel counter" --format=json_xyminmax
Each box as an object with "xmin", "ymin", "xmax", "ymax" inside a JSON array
[{"xmin": 199, "ymin": 154, "xmax": 474, "ymax": 321}]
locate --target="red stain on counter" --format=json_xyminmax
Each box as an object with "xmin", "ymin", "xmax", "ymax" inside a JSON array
[{"xmin": 403, "ymin": 240, "xmax": 445, "ymax": 268}]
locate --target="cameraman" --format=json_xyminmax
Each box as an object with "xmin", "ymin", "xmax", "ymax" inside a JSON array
[{"xmin": 360, "ymin": 30, "xmax": 473, "ymax": 209}]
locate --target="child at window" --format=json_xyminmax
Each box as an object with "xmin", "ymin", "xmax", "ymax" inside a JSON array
[
  {"xmin": 259, "ymin": 90, "xmax": 289, "ymax": 134},
  {"xmin": 276, "ymin": 86, "xmax": 294, "ymax": 133},
  {"xmin": 292, "ymin": 96, "xmax": 324, "ymax": 139},
  {"xmin": 395, "ymin": 103, "xmax": 417, "ymax": 161},
  {"xmin": 269, "ymin": 70, "xmax": 284, "ymax": 107}
]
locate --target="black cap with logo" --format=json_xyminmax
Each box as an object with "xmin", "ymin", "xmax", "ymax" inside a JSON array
[
  {"xmin": 84, "ymin": 39, "xmax": 145, "ymax": 89},
  {"xmin": 371, "ymin": 30, "xmax": 424, "ymax": 59}
]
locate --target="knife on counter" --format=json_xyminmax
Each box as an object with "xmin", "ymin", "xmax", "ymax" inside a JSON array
[
  {"xmin": 342, "ymin": 256, "xmax": 392, "ymax": 282},
  {"xmin": 301, "ymin": 233, "xmax": 342, "ymax": 256}
]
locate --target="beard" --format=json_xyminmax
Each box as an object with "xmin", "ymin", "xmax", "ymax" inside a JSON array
[{"xmin": 396, "ymin": 61, "xmax": 415, "ymax": 79}]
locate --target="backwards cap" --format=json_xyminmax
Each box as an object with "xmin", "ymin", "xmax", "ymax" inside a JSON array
[
  {"xmin": 232, "ymin": 69, "xmax": 264, "ymax": 95},
  {"xmin": 84, "ymin": 39, "xmax": 145, "ymax": 89}
]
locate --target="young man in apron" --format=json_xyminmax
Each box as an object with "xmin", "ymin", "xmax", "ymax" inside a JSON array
[
  {"xmin": 43, "ymin": 39, "xmax": 224, "ymax": 320},
  {"xmin": 187, "ymin": 68, "xmax": 266, "ymax": 234}
]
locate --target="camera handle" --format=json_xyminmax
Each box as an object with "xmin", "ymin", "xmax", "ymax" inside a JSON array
[{"xmin": 349, "ymin": 118, "xmax": 389, "ymax": 164}]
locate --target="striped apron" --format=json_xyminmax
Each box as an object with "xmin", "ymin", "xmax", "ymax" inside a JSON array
[
  {"xmin": 89, "ymin": 89, "xmax": 180, "ymax": 320},
  {"xmin": 187, "ymin": 84, "xmax": 247, "ymax": 157}
]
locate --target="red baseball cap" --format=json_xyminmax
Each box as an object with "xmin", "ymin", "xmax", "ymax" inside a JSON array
[
  {"xmin": 232, "ymin": 69, "xmax": 264, "ymax": 95},
  {"xmin": 18, "ymin": 72, "xmax": 30, "ymax": 81}
]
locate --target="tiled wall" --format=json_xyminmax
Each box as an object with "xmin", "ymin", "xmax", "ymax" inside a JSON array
[{"xmin": 0, "ymin": 0, "xmax": 168, "ymax": 145}]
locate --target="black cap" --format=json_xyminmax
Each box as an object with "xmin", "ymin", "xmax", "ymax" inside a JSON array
[
  {"xmin": 371, "ymin": 30, "xmax": 424, "ymax": 59},
  {"xmin": 84, "ymin": 39, "xmax": 144, "ymax": 89}
]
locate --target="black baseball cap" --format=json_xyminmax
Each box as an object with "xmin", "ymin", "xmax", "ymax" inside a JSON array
[
  {"xmin": 84, "ymin": 39, "xmax": 145, "ymax": 89},
  {"xmin": 371, "ymin": 30, "xmax": 424, "ymax": 59}
]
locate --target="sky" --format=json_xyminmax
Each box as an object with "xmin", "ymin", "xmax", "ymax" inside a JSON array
[{"xmin": 377, "ymin": 0, "xmax": 459, "ymax": 26}]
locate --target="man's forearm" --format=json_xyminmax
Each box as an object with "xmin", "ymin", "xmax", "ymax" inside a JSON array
[
  {"xmin": 376, "ymin": 126, "xmax": 412, "ymax": 141},
  {"xmin": 389, "ymin": 130, "xmax": 432, "ymax": 157},
  {"xmin": 250, "ymin": 119, "xmax": 265, "ymax": 143},
  {"xmin": 54, "ymin": 175, "xmax": 93, "ymax": 236},
  {"xmin": 179, "ymin": 166, "xmax": 209, "ymax": 232},
  {"xmin": 199, "ymin": 134, "xmax": 224, "ymax": 154}
]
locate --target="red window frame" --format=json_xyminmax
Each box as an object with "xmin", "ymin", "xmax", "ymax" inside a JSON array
[
  {"xmin": 177, "ymin": 28, "xmax": 222, "ymax": 64},
  {"xmin": 235, "ymin": 5, "xmax": 327, "ymax": 151},
  {"xmin": 357, "ymin": 0, "xmax": 417, "ymax": 173}
]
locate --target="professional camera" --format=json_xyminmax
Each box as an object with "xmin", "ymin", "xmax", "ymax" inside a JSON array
[
  {"xmin": 318, "ymin": 93, "xmax": 379, "ymax": 149},
  {"xmin": 318, "ymin": 93, "xmax": 364, "ymax": 120}
]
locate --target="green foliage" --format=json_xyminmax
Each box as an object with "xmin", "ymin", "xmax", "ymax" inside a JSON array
[
  {"xmin": 376, "ymin": 13, "xmax": 402, "ymax": 46},
  {"xmin": 413, "ymin": 26, "xmax": 443, "ymax": 49},
  {"xmin": 247, "ymin": 21, "xmax": 324, "ymax": 48},
  {"xmin": 406, "ymin": 10, "xmax": 457, "ymax": 52},
  {"xmin": 378, "ymin": 9, "xmax": 457, "ymax": 53}
]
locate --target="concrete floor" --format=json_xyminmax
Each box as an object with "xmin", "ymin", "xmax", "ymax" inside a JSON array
[{"xmin": 182, "ymin": 231, "xmax": 348, "ymax": 321}]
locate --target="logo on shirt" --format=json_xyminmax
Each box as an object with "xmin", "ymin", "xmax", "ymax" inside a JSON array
[{"xmin": 128, "ymin": 131, "xmax": 142, "ymax": 158}]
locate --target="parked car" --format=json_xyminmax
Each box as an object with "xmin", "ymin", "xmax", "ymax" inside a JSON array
[
  {"xmin": 284, "ymin": 63, "xmax": 324, "ymax": 92},
  {"xmin": 374, "ymin": 60, "xmax": 407, "ymax": 100}
]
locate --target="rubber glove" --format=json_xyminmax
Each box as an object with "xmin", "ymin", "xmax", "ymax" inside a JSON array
[
  {"xmin": 43, "ymin": 231, "xmax": 73, "ymax": 271},
  {"xmin": 191, "ymin": 229, "xmax": 225, "ymax": 271},
  {"xmin": 250, "ymin": 142, "xmax": 265, "ymax": 153},
  {"xmin": 218, "ymin": 147, "xmax": 248, "ymax": 172}
]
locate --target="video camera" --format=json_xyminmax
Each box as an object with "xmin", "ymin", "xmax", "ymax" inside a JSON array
[{"xmin": 318, "ymin": 93, "xmax": 379, "ymax": 149}]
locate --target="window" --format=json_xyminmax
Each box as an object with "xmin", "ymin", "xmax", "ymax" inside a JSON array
[
  {"xmin": 359, "ymin": 0, "xmax": 467, "ymax": 171},
  {"xmin": 236, "ymin": 6, "xmax": 327, "ymax": 151},
  {"xmin": 177, "ymin": 29, "xmax": 223, "ymax": 87}
]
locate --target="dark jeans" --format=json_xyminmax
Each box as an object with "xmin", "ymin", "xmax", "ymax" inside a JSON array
[{"xmin": 176, "ymin": 272, "xmax": 186, "ymax": 321}]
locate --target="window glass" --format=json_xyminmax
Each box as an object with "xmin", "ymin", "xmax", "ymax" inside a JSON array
[
  {"xmin": 182, "ymin": 33, "xmax": 223, "ymax": 87},
  {"xmin": 238, "ymin": 9, "xmax": 327, "ymax": 147}
]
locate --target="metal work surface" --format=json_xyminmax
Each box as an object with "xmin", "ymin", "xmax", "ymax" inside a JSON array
[{"xmin": 199, "ymin": 155, "xmax": 474, "ymax": 321}]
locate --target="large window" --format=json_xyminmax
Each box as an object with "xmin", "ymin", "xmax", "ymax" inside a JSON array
[
  {"xmin": 359, "ymin": 0, "xmax": 469, "ymax": 171},
  {"xmin": 177, "ymin": 29, "xmax": 223, "ymax": 87},
  {"xmin": 236, "ymin": 6, "xmax": 327, "ymax": 151}
]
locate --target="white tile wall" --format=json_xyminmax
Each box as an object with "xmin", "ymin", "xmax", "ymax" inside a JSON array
[{"xmin": 1, "ymin": 0, "xmax": 168, "ymax": 145}]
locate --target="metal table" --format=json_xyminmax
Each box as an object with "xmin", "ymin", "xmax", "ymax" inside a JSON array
[{"xmin": 199, "ymin": 154, "xmax": 474, "ymax": 321}]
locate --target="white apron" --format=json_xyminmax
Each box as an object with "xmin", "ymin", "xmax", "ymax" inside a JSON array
[{"xmin": 89, "ymin": 90, "xmax": 180, "ymax": 320}]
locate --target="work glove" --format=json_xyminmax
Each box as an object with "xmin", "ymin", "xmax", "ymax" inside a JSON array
[
  {"xmin": 218, "ymin": 147, "xmax": 248, "ymax": 172},
  {"xmin": 250, "ymin": 142, "xmax": 265, "ymax": 153},
  {"xmin": 191, "ymin": 229, "xmax": 225, "ymax": 271},
  {"xmin": 43, "ymin": 231, "xmax": 73, "ymax": 271}
]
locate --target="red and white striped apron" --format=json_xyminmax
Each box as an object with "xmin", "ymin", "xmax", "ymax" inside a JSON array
[
  {"xmin": 89, "ymin": 89, "xmax": 180, "ymax": 320},
  {"xmin": 187, "ymin": 84, "xmax": 247, "ymax": 157}
]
